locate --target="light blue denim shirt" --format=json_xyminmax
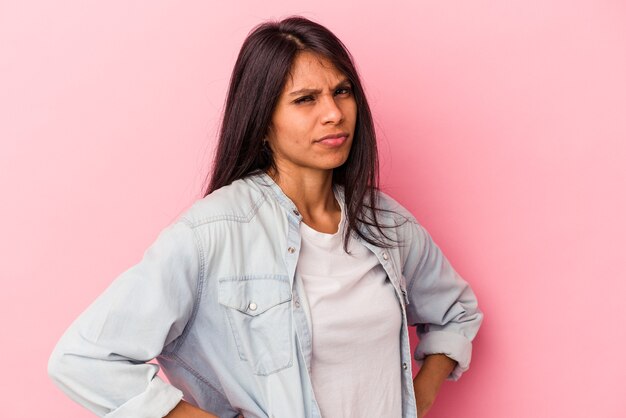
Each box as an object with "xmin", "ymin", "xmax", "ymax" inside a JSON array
[{"xmin": 48, "ymin": 172, "xmax": 483, "ymax": 418}]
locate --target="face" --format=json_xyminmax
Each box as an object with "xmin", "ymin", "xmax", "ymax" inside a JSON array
[{"xmin": 266, "ymin": 51, "xmax": 357, "ymax": 178}]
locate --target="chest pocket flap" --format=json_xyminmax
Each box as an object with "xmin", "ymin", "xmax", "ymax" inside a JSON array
[{"xmin": 218, "ymin": 276, "xmax": 292, "ymax": 316}]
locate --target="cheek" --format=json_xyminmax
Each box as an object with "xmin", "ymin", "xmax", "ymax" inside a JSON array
[
  {"xmin": 274, "ymin": 114, "xmax": 312, "ymax": 142},
  {"xmin": 345, "ymin": 100, "xmax": 358, "ymax": 123},
  {"xmin": 276, "ymin": 126, "xmax": 305, "ymax": 147},
  {"xmin": 270, "ymin": 122, "xmax": 309, "ymax": 153}
]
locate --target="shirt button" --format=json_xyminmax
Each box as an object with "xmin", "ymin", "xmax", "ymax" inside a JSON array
[
  {"xmin": 293, "ymin": 209, "xmax": 300, "ymax": 216},
  {"xmin": 382, "ymin": 252, "xmax": 389, "ymax": 260},
  {"xmin": 248, "ymin": 302, "xmax": 257, "ymax": 311},
  {"xmin": 294, "ymin": 300, "xmax": 301, "ymax": 308},
  {"xmin": 288, "ymin": 247, "xmax": 296, "ymax": 254},
  {"xmin": 402, "ymin": 362, "xmax": 408, "ymax": 370}
]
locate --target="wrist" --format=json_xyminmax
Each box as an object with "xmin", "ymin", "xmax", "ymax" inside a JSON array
[{"xmin": 413, "ymin": 354, "xmax": 457, "ymax": 400}]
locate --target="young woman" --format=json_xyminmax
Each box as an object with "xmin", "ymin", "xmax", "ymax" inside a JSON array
[{"xmin": 49, "ymin": 16, "xmax": 483, "ymax": 418}]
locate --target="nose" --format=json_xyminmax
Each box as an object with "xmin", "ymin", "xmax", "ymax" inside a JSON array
[{"xmin": 320, "ymin": 95, "xmax": 344, "ymax": 125}]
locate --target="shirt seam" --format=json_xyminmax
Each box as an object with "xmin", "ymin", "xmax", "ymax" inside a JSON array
[
  {"xmin": 182, "ymin": 192, "xmax": 266, "ymax": 227},
  {"xmin": 169, "ymin": 218, "xmax": 206, "ymax": 353}
]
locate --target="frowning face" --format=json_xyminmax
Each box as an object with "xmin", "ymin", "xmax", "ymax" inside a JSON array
[{"xmin": 267, "ymin": 51, "xmax": 357, "ymax": 178}]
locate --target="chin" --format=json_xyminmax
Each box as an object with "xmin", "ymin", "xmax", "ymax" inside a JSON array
[{"xmin": 325, "ymin": 155, "xmax": 351, "ymax": 170}]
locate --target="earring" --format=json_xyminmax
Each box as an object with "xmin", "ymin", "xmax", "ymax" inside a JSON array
[{"xmin": 262, "ymin": 137, "xmax": 271, "ymax": 153}]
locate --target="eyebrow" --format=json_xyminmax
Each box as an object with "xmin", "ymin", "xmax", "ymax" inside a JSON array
[{"xmin": 288, "ymin": 79, "xmax": 352, "ymax": 96}]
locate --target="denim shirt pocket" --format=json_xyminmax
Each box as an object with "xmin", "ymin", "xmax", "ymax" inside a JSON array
[{"xmin": 218, "ymin": 275, "xmax": 293, "ymax": 376}]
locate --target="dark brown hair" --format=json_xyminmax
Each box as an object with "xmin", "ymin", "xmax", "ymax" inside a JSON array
[{"xmin": 205, "ymin": 16, "xmax": 395, "ymax": 250}]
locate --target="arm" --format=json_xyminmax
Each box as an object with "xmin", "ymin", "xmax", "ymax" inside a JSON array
[
  {"xmin": 48, "ymin": 220, "xmax": 207, "ymax": 417},
  {"xmin": 404, "ymin": 221, "xmax": 482, "ymax": 415},
  {"xmin": 402, "ymin": 220, "xmax": 483, "ymax": 381},
  {"xmin": 412, "ymin": 354, "xmax": 457, "ymax": 417}
]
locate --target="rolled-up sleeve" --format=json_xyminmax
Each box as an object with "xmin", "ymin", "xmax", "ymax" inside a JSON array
[
  {"xmin": 48, "ymin": 219, "xmax": 201, "ymax": 417},
  {"xmin": 402, "ymin": 220, "xmax": 483, "ymax": 381}
]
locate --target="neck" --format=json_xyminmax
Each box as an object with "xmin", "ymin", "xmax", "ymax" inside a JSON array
[{"xmin": 268, "ymin": 165, "xmax": 341, "ymax": 233}]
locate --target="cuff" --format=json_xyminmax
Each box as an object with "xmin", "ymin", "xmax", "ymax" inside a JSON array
[
  {"xmin": 414, "ymin": 330, "xmax": 473, "ymax": 381},
  {"xmin": 105, "ymin": 376, "xmax": 183, "ymax": 418}
]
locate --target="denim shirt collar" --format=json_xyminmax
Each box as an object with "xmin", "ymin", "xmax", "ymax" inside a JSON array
[{"xmin": 248, "ymin": 170, "xmax": 346, "ymax": 226}]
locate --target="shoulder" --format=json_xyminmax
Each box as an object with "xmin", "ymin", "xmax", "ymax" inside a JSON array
[
  {"xmin": 371, "ymin": 190, "xmax": 433, "ymax": 251},
  {"xmin": 178, "ymin": 177, "xmax": 269, "ymax": 228},
  {"xmin": 374, "ymin": 190, "xmax": 419, "ymax": 226}
]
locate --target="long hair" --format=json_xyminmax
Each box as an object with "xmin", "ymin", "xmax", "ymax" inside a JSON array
[{"xmin": 205, "ymin": 16, "xmax": 396, "ymax": 250}]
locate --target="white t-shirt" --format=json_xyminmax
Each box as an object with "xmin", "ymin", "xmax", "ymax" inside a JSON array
[{"xmin": 295, "ymin": 197, "xmax": 403, "ymax": 418}]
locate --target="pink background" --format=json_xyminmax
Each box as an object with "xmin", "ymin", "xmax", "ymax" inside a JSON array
[{"xmin": 2, "ymin": 1, "xmax": 625, "ymax": 417}]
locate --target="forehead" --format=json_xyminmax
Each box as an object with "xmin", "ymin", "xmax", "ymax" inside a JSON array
[{"xmin": 284, "ymin": 51, "xmax": 346, "ymax": 89}]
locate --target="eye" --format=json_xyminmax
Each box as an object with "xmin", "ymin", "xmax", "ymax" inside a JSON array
[
  {"xmin": 334, "ymin": 86, "xmax": 352, "ymax": 96},
  {"xmin": 294, "ymin": 95, "xmax": 314, "ymax": 104}
]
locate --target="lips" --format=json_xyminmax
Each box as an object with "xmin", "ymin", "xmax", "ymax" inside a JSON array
[{"xmin": 315, "ymin": 132, "xmax": 349, "ymax": 147}]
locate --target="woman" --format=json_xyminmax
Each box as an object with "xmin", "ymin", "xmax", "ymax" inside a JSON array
[{"xmin": 48, "ymin": 16, "xmax": 482, "ymax": 418}]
